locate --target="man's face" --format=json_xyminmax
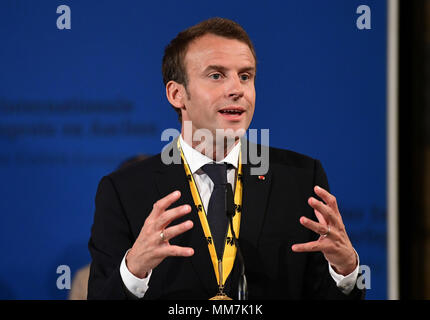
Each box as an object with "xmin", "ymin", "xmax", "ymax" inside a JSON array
[{"xmin": 180, "ymin": 33, "xmax": 256, "ymax": 140}]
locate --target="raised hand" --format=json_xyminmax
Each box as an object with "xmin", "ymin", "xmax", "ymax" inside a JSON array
[
  {"xmin": 126, "ymin": 190, "xmax": 194, "ymax": 278},
  {"xmin": 291, "ymin": 186, "xmax": 357, "ymax": 276}
]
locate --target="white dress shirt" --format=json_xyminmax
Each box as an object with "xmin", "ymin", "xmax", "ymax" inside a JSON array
[{"xmin": 120, "ymin": 136, "xmax": 359, "ymax": 298}]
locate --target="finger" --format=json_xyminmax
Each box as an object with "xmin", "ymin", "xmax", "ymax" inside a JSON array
[
  {"xmin": 162, "ymin": 220, "xmax": 194, "ymax": 241},
  {"xmin": 161, "ymin": 245, "xmax": 195, "ymax": 258},
  {"xmin": 151, "ymin": 190, "xmax": 182, "ymax": 218},
  {"xmin": 291, "ymin": 240, "xmax": 324, "ymax": 253},
  {"xmin": 300, "ymin": 216, "xmax": 328, "ymax": 236},
  {"xmin": 314, "ymin": 186, "xmax": 339, "ymax": 212},
  {"xmin": 157, "ymin": 204, "xmax": 192, "ymax": 230},
  {"xmin": 308, "ymin": 197, "xmax": 335, "ymax": 224},
  {"xmin": 314, "ymin": 209, "xmax": 327, "ymax": 225}
]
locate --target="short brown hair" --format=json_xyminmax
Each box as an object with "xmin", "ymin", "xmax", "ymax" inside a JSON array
[{"xmin": 162, "ymin": 17, "xmax": 257, "ymax": 122}]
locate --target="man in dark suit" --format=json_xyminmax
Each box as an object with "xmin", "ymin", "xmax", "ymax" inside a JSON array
[{"xmin": 88, "ymin": 17, "xmax": 364, "ymax": 300}]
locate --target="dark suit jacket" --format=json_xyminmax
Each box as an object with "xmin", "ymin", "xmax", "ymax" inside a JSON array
[{"xmin": 88, "ymin": 141, "xmax": 364, "ymax": 300}]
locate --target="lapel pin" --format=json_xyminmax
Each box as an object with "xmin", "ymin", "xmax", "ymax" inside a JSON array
[{"xmin": 258, "ymin": 175, "xmax": 265, "ymax": 181}]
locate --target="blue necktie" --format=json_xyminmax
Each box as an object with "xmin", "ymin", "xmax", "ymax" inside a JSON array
[{"xmin": 201, "ymin": 163, "xmax": 228, "ymax": 260}]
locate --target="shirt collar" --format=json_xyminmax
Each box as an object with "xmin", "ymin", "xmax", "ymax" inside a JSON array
[{"xmin": 179, "ymin": 135, "xmax": 240, "ymax": 174}]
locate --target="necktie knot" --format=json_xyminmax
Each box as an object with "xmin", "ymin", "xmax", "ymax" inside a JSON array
[{"xmin": 201, "ymin": 163, "xmax": 228, "ymax": 186}]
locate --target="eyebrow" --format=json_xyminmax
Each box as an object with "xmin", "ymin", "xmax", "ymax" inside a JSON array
[{"xmin": 203, "ymin": 65, "xmax": 256, "ymax": 75}]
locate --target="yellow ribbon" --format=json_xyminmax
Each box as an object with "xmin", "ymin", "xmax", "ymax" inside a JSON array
[{"xmin": 177, "ymin": 139, "xmax": 243, "ymax": 287}]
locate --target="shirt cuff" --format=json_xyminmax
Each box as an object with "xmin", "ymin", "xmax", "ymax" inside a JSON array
[
  {"xmin": 328, "ymin": 250, "xmax": 360, "ymax": 295},
  {"xmin": 119, "ymin": 249, "xmax": 152, "ymax": 298}
]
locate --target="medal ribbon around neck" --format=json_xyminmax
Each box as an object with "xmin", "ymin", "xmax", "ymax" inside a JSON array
[{"xmin": 177, "ymin": 139, "xmax": 243, "ymax": 287}]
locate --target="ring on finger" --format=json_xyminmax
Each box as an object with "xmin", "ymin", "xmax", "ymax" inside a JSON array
[
  {"xmin": 321, "ymin": 225, "xmax": 330, "ymax": 238},
  {"xmin": 160, "ymin": 231, "xmax": 167, "ymax": 242}
]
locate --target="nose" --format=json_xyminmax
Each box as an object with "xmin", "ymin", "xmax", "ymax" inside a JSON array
[{"xmin": 227, "ymin": 75, "xmax": 244, "ymax": 100}]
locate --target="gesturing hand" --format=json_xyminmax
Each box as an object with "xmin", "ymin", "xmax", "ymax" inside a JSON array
[
  {"xmin": 126, "ymin": 190, "xmax": 194, "ymax": 278},
  {"xmin": 291, "ymin": 186, "xmax": 357, "ymax": 276}
]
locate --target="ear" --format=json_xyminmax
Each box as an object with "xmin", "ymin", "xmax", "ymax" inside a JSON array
[{"xmin": 166, "ymin": 80, "xmax": 187, "ymax": 112}]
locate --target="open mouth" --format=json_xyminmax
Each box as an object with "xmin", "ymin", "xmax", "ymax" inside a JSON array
[
  {"xmin": 218, "ymin": 108, "xmax": 245, "ymax": 117},
  {"xmin": 219, "ymin": 110, "xmax": 243, "ymax": 115}
]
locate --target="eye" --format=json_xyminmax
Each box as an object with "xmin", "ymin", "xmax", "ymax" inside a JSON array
[
  {"xmin": 209, "ymin": 73, "xmax": 222, "ymax": 80},
  {"xmin": 240, "ymin": 74, "xmax": 250, "ymax": 81}
]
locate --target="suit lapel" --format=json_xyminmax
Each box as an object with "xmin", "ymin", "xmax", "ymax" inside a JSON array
[
  {"xmin": 154, "ymin": 151, "xmax": 218, "ymax": 296},
  {"xmin": 240, "ymin": 142, "xmax": 272, "ymax": 251}
]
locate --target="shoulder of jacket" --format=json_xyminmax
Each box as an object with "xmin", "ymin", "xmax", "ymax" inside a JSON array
[{"xmin": 249, "ymin": 143, "xmax": 319, "ymax": 169}]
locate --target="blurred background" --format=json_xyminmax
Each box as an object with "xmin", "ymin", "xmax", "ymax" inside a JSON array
[
  {"xmin": 398, "ymin": 0, "xmax": 430, "ymax": 300},
  {"xmin": 0, "ymin": 0, "xmax": 422, "ymax": 300}
]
